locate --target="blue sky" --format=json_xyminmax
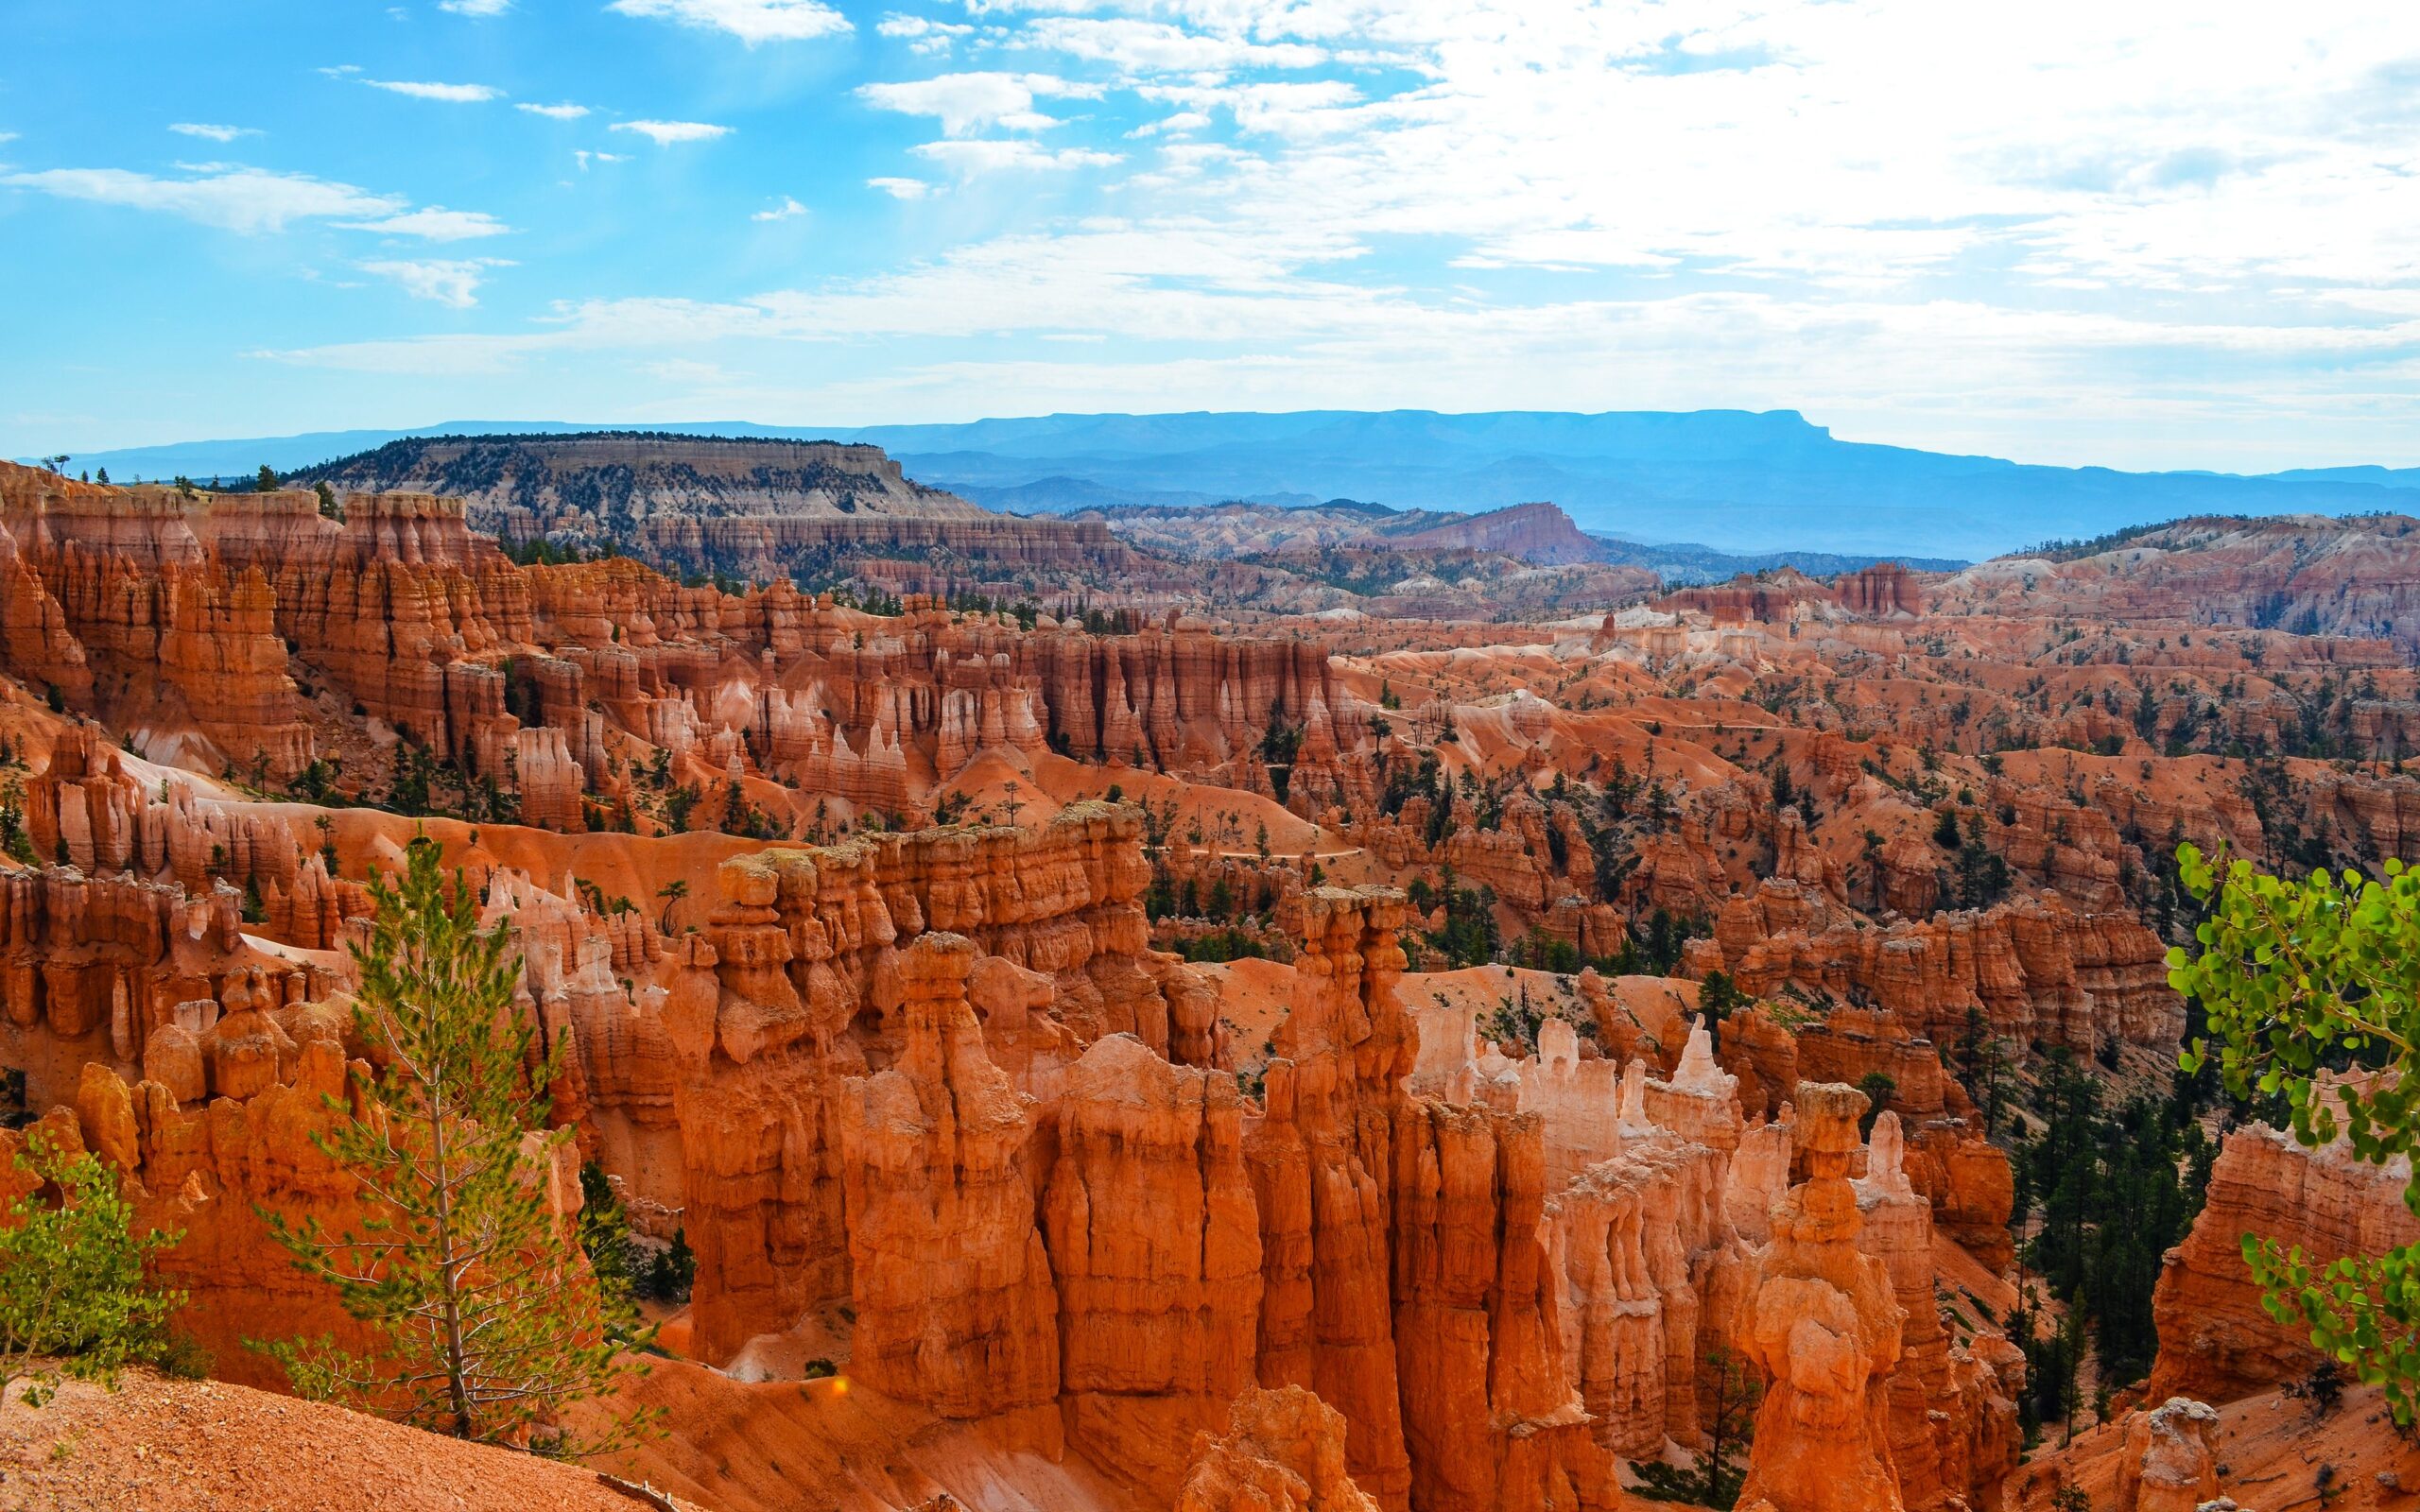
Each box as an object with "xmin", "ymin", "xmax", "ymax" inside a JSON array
[{"xmin": 3, "ymin": 0, "xmax": 2417, "ymax": 471}]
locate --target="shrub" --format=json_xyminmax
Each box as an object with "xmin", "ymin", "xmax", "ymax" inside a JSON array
[{"xmin": 0, "ymin": 1133, "xmax": 183, "ymax": 1408}]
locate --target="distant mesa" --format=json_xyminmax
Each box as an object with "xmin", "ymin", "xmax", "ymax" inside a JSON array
[
  {"xmin": 288, "ymin": 430, "xmax": 988, "ymax": 531},
  {"xmin": 285, "ymin": 431, "xmax": 1132, "ymax": 589}
]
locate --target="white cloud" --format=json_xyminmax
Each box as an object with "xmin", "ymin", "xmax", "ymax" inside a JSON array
[
  {"xmin": 363, "ymin": 78, "xmax": 503, "ymax": 103},
  {"xmin": 358, "ymin": 257, "xmax": 512, "ymax": 307},
  {"xmin": 0, "ymin": 160, "xmax": 507, "ymax": 243},
  {"xmin": 254, "ymin": 210, "xmax": 2417, "ymax": 396},
  {"xmin": 1137, "ymin": 79, "xmax": 1359, "ymax": 139},
  {"xmin": 0, "ymin": 131, "xmax": 16, "ymax": 145},
  {"xmin": 877, "ymin": 14, "xmax": 974, "ymax": 56},
  {"xmin": 3, "ymin": 164, "xmax": 406, "ymax": 234},
  {"xmin": 857, "ymin": 72, "xmax": 1100, "ymax": 137},
  {"xmin": 607, "ymin": 0, "xmax": 849, "ymax": 45},
  {"xmin": 340, "ymin": 206, "xmax": 512, "ymax": 240},
  {"xmin": 898, "ymin": 1, "xmax": 2420, "ymax": 318},
  {"xmin": 910, "ymin": 140, "xmax": 1122, "ymax": 176},
  {"xmin": 1130, "ymin": 111, "xmax": 1210, "ymax": 138},
  {"xmin": 868, "ymin": 176, "xmax": 933, "ymax": 199},
  {"xmin": 439, "ymin": 0, "xmax": 511, "ymax": 13},
  {"xmin": 169, "ymin": 123, "xmax": 260, "ymax": 143},
  {"xmin": 515, "ymin": 102, "xmax": 591, "ymax": 119},
  {"xmin": 752, "ymin": 195, "xmax": 808, "ymax": 221},
  {"xmin": 576, "ymin": 150, "xmax": 631, "ymax": 170},
  {"xmin": 1017, "ymin": 17, "xmax": 1323, "ymax": 75},
  {"xmin": 613, "ymin": 119, "xmax": 734, "ymax": 145}
]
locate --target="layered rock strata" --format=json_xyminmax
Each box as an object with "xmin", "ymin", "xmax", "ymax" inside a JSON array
[{"xmin": 2144, "ymin": 1117, "xmax": 2420, "ymax": 1405}]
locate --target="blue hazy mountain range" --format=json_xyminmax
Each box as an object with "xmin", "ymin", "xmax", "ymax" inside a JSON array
[{"xmin": 35, "ymin": 410, "xmax": 2420, "ymax": 562}]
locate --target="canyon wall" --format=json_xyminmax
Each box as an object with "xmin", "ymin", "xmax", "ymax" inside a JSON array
[
  {"xmin": 2144, "ymin": 1118, "xmax": 2420, "ymax": 1406},
  {"xmin": 0, "ymin": 462, "xmax": 1371, "ymax": 833}
]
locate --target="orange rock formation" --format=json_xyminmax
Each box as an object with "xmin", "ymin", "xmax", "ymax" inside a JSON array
[
  {"xmin": 2144, "ymin": 1119, "xmax": 2420, "ymax": 1406},
  {"xmin": 1735, "ymin": 1082, "xmax": 1905, "ymax": 1512}
]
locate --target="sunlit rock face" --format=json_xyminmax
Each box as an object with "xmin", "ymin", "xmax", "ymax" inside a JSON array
[
  {"xmin": 2145, "ymin": 1110, "xmax": 2420, "ymax": 1406},
  {"xmin": 1734, "ymin": 1082, "xmax": 1906, "ymax": 1512}
]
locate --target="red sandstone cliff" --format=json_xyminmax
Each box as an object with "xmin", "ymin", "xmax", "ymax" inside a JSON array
[{"xmin": 2144, "ymin": 1118, "xmax": 2420, "ymax": 1406}]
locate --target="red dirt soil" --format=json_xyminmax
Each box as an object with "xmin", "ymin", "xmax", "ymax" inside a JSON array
[{"xmin": 0, "ymin": 1369, "xmax": 700, "ymax": 1512}]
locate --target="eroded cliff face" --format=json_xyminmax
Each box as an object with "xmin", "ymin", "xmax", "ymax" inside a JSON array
[
  {"xmin": 1392, "ymin": 503, "xmax": 1603, "ymax": 567},
  {"xmin": 1176, "ymin": 1384, "xmax": 1384, "ymax": 1512},
  {"xmin": 0, "ymin": 462, "xmax": 1376, "ymax": 840},
  {"xmin": 637, "ymin": 846, "xmax": 1618, "ymax": 1508},
  {"xmin": 1406, "ymin": 1003, "xmax": 2018, "ymax": 1512},
  {"xmin": 27, "ymin": 728, "xmax": 368, "ymax": 951},
  {"xmin": 2144, "ymin": 1118, "xmax": 2420, "ymax": 1406},
  {"xmin": 1688, "ymin": 883, "xmax": 2178, "ymax": 1060},
  {"xmin": 1931, "ymin": 515, "xmax": 2420, "ymax": 652},
  {"xmin": 1049, "ymin": 1032, "xmax": 1266, "ymax": 1477}
]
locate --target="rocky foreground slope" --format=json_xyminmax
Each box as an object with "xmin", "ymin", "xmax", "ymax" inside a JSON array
[{"xmin": 0, "ymin": 1369, "xmax": 696, "ymax": 1512}]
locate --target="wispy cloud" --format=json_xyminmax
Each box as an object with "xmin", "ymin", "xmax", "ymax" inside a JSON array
[
  {"xmin": 857, "ymin": 73, "xmax": 1100, "ymax": 137},
  {"xmin": 358, "ymin": 256, "xmax": 513, "ymax": 307},
  {"xmin": 3, "ymin": 164, "xmax": 408, "ymax": 234},
  {"xmin": 1130, "ymin": 112, "xmax": 1210, "ymax": 139},
  {"xmin": 877, "ymin": 14, "xmax": 972, "ymax": 57},
  {"xmin": 0, "ymin": 161, "xmax": 510, "ymax": 242},
  {"xmin": 868, "ymin": 176, "xmax": 931, "ymax": 199},
  {"xmin": 169, "ymin": 123, "xmax": 260, "ymax": 143},
  {"xmin": 1017, "ymin": 18, "xmax": 1323, "ymax": 76},
  {"xmin": 514, "ymin": 102, "xmax": 589, "ymax": 120},
  {"xmin": 340, "ymin": 206, "xmax": 511, "ymax": 240},
  {"xmin": 612, "ymin": 119, "xmax": 732, "ymax": 145},
  {"xmin": 752, "ymin": 196, "xmax": 807, "ymax": 221},
  {"xmin": 910, "ymin": 140, "xmax": 1120, "ymax": 176},
  {"xmin": 362, "ymin": 78, "xmax": 502, "ymax": 103},
  {"xmin": 437, "ymin": 0, "xmax": 510, "ymax": 14},
  {"xmin": 607, "ymin": 0, "xmax": 848, "ymax": 45},
  {"xmin": 575, "ymin": 150, "xmax": 631, "ymax": 170}
]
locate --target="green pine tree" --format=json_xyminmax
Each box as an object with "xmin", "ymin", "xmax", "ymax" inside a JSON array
[
  {"xmin": 255, "ymin": 836, "xmax": 653, "ymax": 1453},
  {"xmin": 574, "ymin": 1162, "xmax": 648, "ymax": 1346}
]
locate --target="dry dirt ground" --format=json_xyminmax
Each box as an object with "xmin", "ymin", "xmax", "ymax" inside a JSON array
[
  {"xmin": 0, "ymin": 1370, "xmax": 698, "ymax": 1512},
  {"xmin": 583, "ymin": 1357, "xmax": 1143, "ymax": 1512}
]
